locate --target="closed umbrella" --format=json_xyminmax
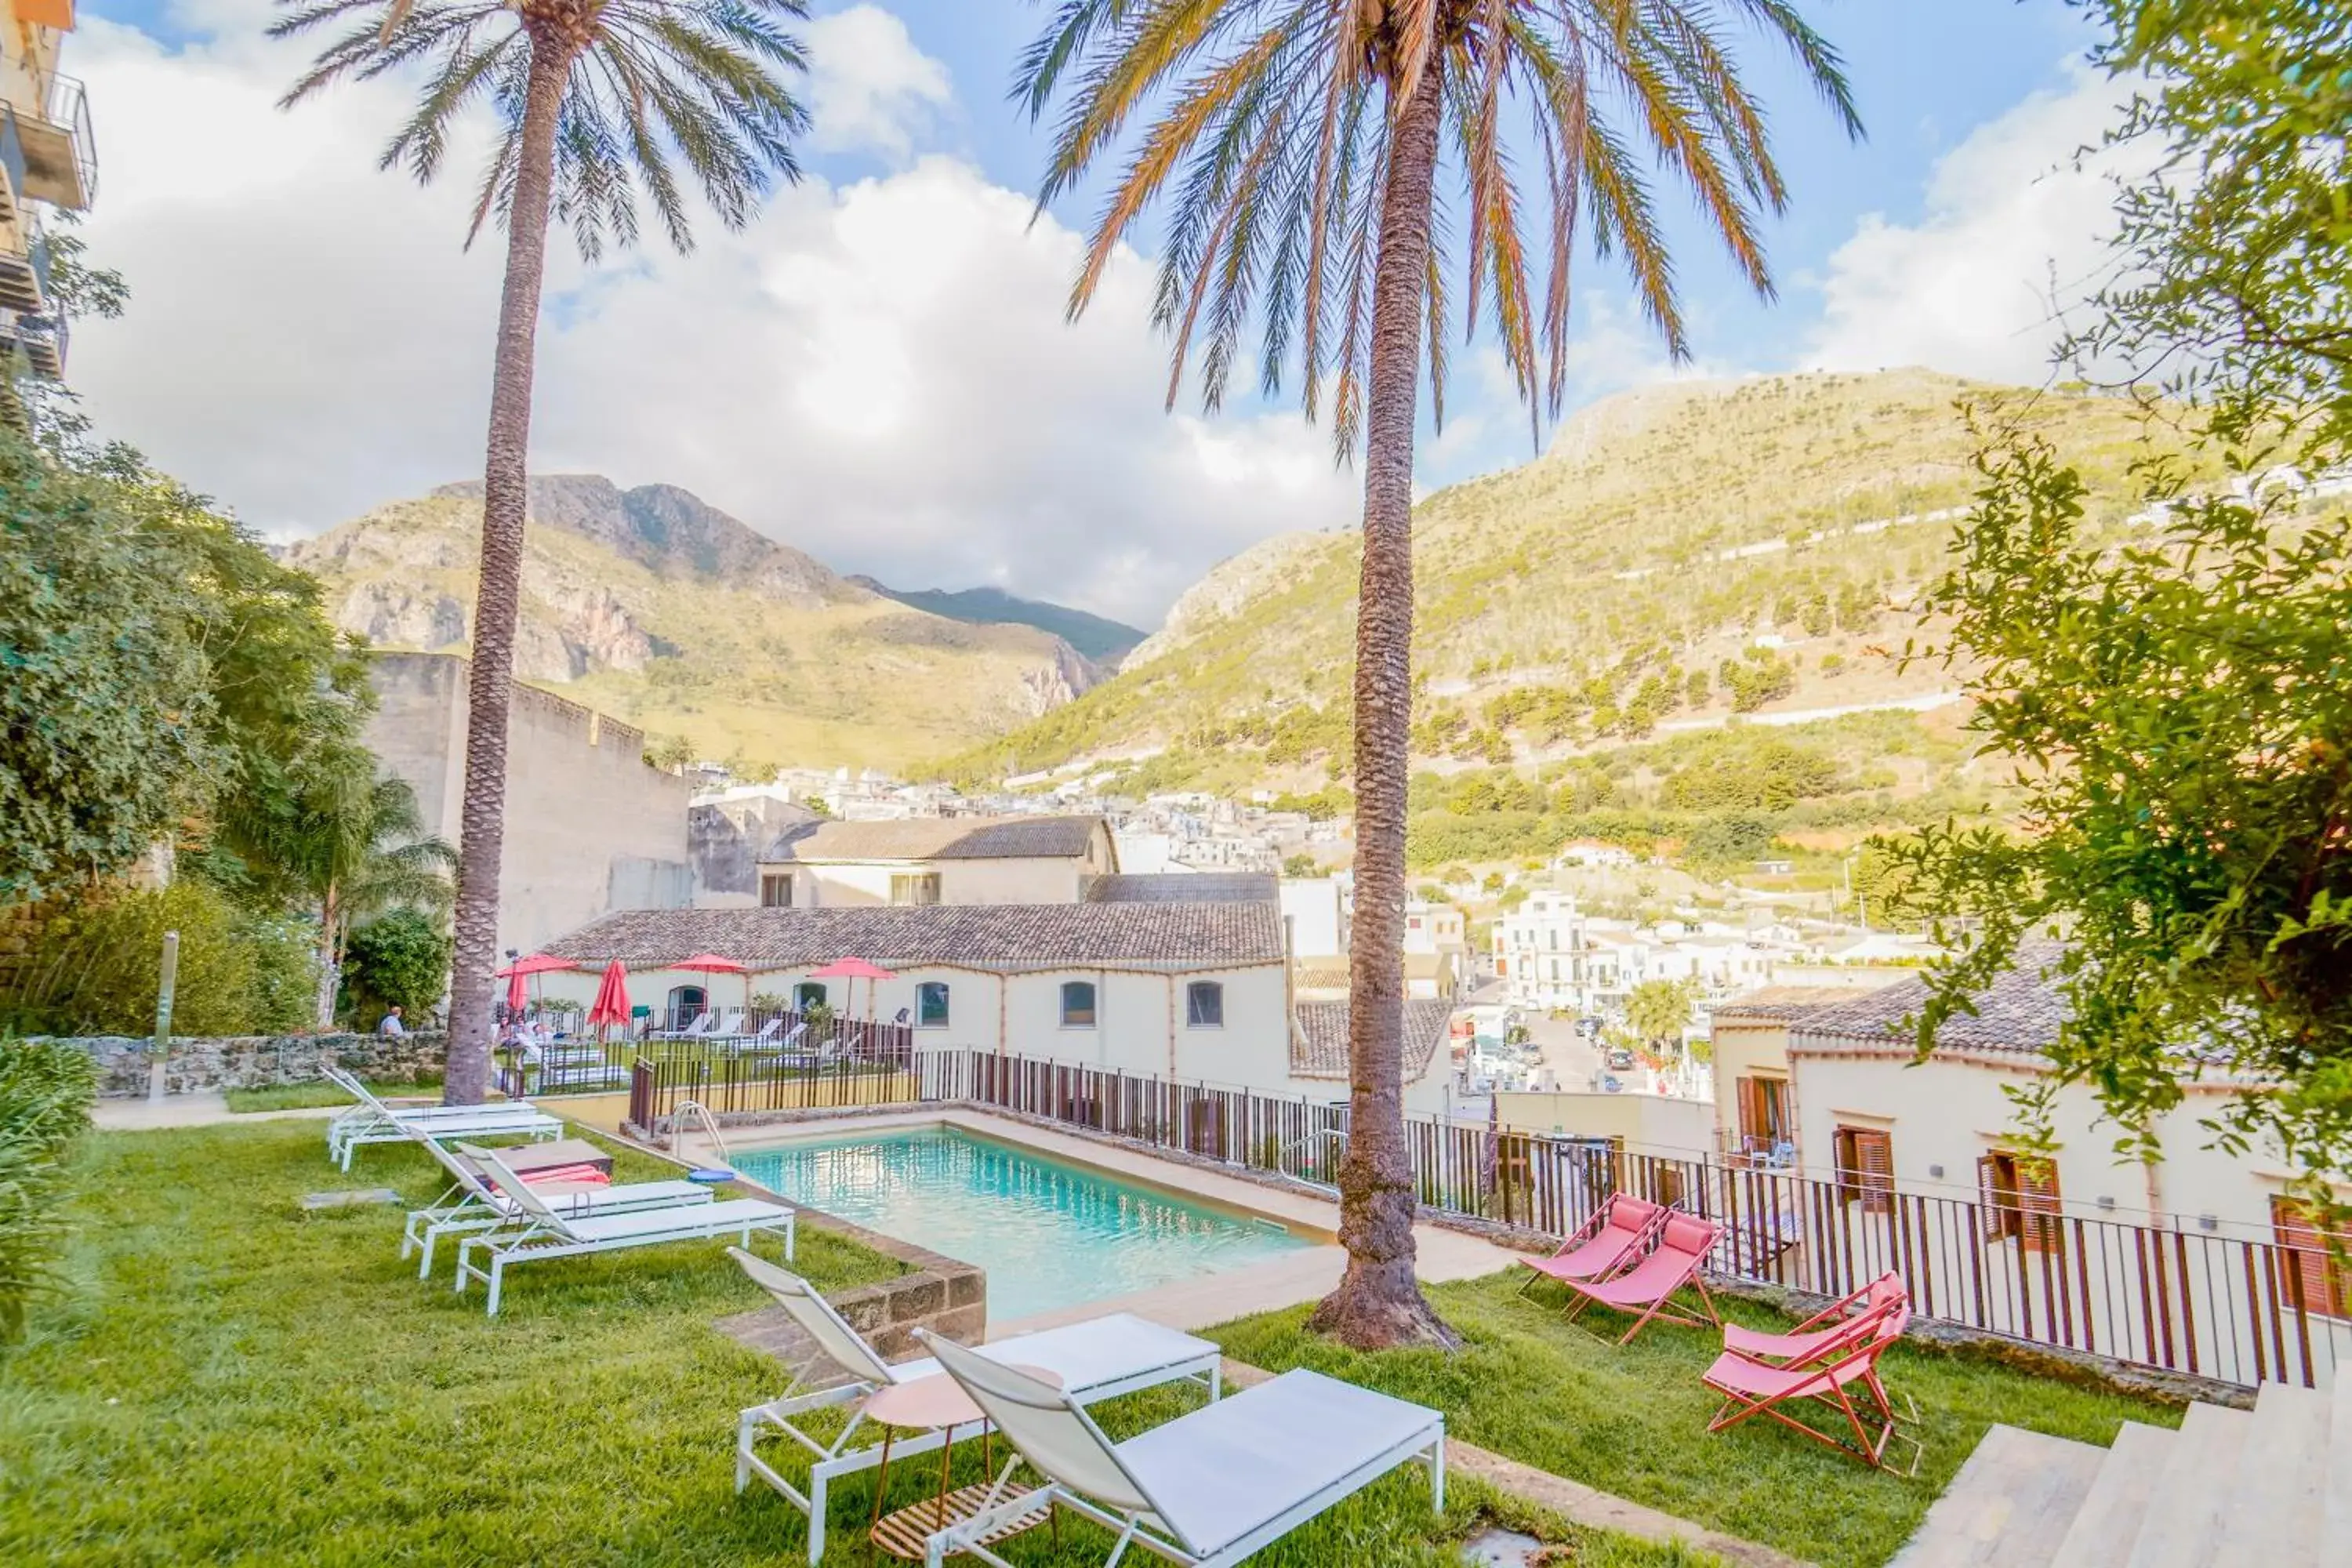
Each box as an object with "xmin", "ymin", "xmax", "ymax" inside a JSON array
[{"xmin": 586, "ymin": 960, "xmax": 632, "ymax": 1040}]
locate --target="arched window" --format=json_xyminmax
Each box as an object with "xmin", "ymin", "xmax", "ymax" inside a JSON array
[
  {"xmin": 1185, "ymin": 981, "xmax": 1224, "ymax": 1028},
  {"xmin": 1060, "ymin": 980, "xmax": 1098, "ymax": 1028},
  {"xmin": 795, "ymin": 982, "xmax": 828, "ymax": 1011},
  {"xmin": 666, "ymin": 985, "xmax": 706, "ymax": 1029},
  {"xmin": 916, "ymin": 982, "xmax": 950, "ymax": 1029}
]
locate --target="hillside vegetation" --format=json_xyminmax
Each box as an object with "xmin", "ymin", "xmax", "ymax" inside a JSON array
[
  {"xmin": 851, "ymin": 579, "xmax": 1147, "ymax": 664},
  {"xmin": 938, "ymin": 369, "xmax": 2198, "ymax": 794},
  {"xmin": 288, "ymin": 477, "xmax": 1100, "ymax": 771}
]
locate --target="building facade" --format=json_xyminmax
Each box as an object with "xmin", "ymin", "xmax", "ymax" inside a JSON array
[
  {"xmin": 365, "ymin": 652, "xmax": 691, "ymax": 956},
  {"xmin": 756, "ymin": 815, "xmax": 1117, "ymax": 909},
  {"xmin": 0, "ymin": 0, "xmax": 94, "ymax": 387}
]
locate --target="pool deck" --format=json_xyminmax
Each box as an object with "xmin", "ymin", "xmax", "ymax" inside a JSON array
[{"xmin": 686, "ymin": 1107, "xmax": 1524, "ymax": 1336}]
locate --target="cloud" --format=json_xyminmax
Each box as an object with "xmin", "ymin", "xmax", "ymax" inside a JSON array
[
  {"xmin": 800, "ymin": 5, "xmax": 955, "ymax": 162},
  {"xmin": 62, "ymin": 2, "xmax": 1355, "ymax": 627},
  {"xmin": 1804, "ymin": 67, "xmax": 2140, "ymax": 383}
]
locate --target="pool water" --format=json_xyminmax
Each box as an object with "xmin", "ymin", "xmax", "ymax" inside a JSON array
[{"xmin": 729, "ymin": 1126, "xmax": 1316, "ymax": 1321}]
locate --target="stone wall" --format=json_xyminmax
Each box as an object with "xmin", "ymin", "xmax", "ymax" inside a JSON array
[{"xmin": 47, "ymin": 1032, "xmax": 448, "ymax": 1098}]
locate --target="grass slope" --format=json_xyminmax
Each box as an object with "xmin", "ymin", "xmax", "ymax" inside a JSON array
[
  {"xmin": 0, "ymin": 1124, "xmax": 1704, "ymax": 1567},
  {"xmin": 853, "ymin": 581, "xmax": 1146, "ymax": 665},
  {"xmin": 1213, "ymin": 1271, "xmax": 2183, "ymax": 1568},
  {"xmin": 938, "ymin": 369, "xmax": 2198, "ymax": 791}
]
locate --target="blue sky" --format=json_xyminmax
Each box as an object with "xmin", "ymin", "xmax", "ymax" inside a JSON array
[{"xmin": 65, "ymin": 0, "xmax": 2125, "ymax": 622}]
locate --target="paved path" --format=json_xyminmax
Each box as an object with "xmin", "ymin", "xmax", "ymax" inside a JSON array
[{"xmin": 92, "ymin": 1094, "xmax": 347, "ymax": 1130}]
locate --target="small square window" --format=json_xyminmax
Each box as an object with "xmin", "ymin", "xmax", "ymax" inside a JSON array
[
  {"xmin": 916, "ymin": 982, "xmax": 950, "ymax": 1029},
  {"xmin": 1060, "ymin": 980, "xmax": 1098, "ymax": 1028},
  {"xmin": 1185, "ymin": 981, "xmax": 1224, "ymax": 1028}
]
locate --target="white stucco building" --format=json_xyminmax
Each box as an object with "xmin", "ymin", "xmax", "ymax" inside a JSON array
[{"xmin": 755, "ymin": 815, "xmax": 1117, "ymax": 909}]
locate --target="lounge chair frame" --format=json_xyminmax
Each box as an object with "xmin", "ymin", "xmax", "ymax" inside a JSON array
[
  {"xmin": 452, "ymin": 1152, "xmax": 793, "ymax": 1316},
  {"xmin": 1515, "ymin": 1192, "xmax": 1668, "ymax": 1301},
  {"xmin": 1702, "ymin": 1304, "xmax": 1922, "ymax": 1473},
  {"xmin": 320, "ymin": 1065, "xmax": 564, "ymax": 1170},
  {"xmin": 398, "ymin": 1138, "xmax": 714, "ymax": 1278},
  {"xmin": 1556, "ymin": 1212, "xmax": 1725, "ymax": 1345},
  {"xmin": 911, "ymin": 1330, "xmax": 1443, "ymax": 1568},
  {"xmin": 725, "ymin": 1250, "xmax": 1224, "ymax": 1564}
]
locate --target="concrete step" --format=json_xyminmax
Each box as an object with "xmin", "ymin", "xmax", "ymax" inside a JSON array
[
  {"xmin": 1889, "ymin": 1423, "xmax": 2107, "ymax": 1568},
  {"xmin": 2328, "ymin": 1370, "xmax": 2352, "ymax": 1557},
  {"xmin": 2209, "ymin": 1381, "xmax": 2332, "ymax": 1563},
  {"xmin": 2045, "ymin": 1421, "xmax": 2176, "ymax": 1568},
  {"xmin": 2119, "ymin": 1401, "xmax": 2252, "ymax": 1568}
]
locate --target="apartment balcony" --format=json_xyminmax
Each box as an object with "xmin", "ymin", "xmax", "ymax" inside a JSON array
[
  {"xmin": 7, "ymin": 76, "xmax": 96, "ymax": 212},
  {"xmin": 0, "ymin": 307, "xmax": 66, "ymax": 377},
  {"xmin": 0, "ymin": 225, "xmax": 49, "ymax": 315}
]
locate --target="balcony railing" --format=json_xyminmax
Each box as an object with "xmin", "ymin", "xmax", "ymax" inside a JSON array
[
  {"xmin": 0, "ymin": 106, "xmax": 24, "ymax": 220},
  {"xmin": 13, "ymin": 74, "xmax": 94, "ymax": 210},
  {"xmin": 0, "ymin": 223, "xmax": 49, "ymax": 315}
]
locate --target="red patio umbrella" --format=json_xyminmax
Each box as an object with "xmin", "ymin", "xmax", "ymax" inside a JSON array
[
  {"xmin": 673, "ymin": 953, "xmax": 750, "ymax": 1018},
  {"xmin": 586, "ymin": 960, "xmax": 632, "ymax": 1040},
  {"xmin": 809, "ymin": 956, "xmax": 898, "ymax": 1022},
  {"xmin": 495, "ymin": 953, "xmax": 574, "ymax": 1013}
]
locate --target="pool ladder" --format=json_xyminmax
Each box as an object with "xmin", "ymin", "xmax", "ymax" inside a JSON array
[{"xmin": 670, "ymin": 1098, "xmax": 730, "ymax": 1167}]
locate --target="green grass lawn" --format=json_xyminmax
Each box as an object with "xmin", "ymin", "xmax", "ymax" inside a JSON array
[
  {"xmin": 1212, "ymin": 1273, "xmax": 2188, "ymax": 1568},
  {"xmin": 0, "ymin": 1124, "xmax": 1706, "ymax": 1567},
  {"xmin": 223, "ymin": 1077, "xmax": 445, "ymax": 1112}
]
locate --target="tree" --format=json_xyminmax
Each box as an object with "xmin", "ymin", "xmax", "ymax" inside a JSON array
[
  {"xmin": 342, "ymin": 909, "xmax": 456, "ymax": 1027},
  {"xmin": 223, "ymin": 771, "xmax": 456, "ymax": 1027},
  {"xmin": 1019, "ymin": 2, "xmax": 1857, "ymax": 1348},
  {"xmin": 1624, "ymin": 978, "xmax": 1695, "ymax": 1055},
  {"xmin": 1897, "ymin": 2, "xmax": 2352, "ymax": 1199},
  {"xmin": 276, "ymin": 0, "xmax": 815, "ymax": 1104},
  {"xmin": 0, "ymin": 436, "xmax": 217, "ymax": 904}
]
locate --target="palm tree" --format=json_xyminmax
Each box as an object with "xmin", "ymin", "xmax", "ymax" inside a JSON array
[
  {"xmin": 274, "ymin": 0, "xmax": 814, "ymax": 1102},
  {"xmin": 1020, "ymin": 2, "xmax": 1857, "ymax": 1348},
  {"xmin": 313, "ymin": 777, "xmax": 458, "ymax": 1029}
]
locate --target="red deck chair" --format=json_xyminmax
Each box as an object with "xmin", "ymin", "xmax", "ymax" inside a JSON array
[
  {"xmin": 1556, "ymin": 1212, "xmax": 1724, "ymax": 1344},
  {"xmin": 1515, "ymin": 1195, "xmax": 1668, "ymax": 1301},
  {"xmin": 1701, "ymin": 1287, "xmax": 1918, "ymax": 1470},
  {"xmin": 1724, "ymin": 1272, "xmax": 1907, "ymax": 1363}
]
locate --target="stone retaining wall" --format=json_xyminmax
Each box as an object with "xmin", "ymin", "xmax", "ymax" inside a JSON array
[{"xmin": 39, "ymin": 1033, "xmax": 448, "ymax": 1098}]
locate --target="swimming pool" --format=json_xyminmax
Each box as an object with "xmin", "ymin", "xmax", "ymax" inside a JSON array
[{"xmin": 728, "ymin": 1125, "xmax": 1316, "ymax": 1321}]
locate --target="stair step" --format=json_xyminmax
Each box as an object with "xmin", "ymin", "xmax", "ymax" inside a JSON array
[
  {"xmin": 1890, "ymin": 1423, "xmax": 2107, "ymax": 1568},
  {"xmin": 2328, "ymin": 1370, "xmax": 2352, "ymax": 1555},
  {"xmin": 2210, "ymin": 1381, "xmax": 2332, "ymax": 1561},
  {"xmin": 2046, "ymin": 1421, "xmax": 2176, "ymax": 1568},
  {"xmin": 2119, "ymin": 1401, "xmax": 2252, "ymax": 1568}
]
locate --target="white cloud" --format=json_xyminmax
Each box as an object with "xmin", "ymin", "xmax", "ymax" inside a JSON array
[
  {"xmin": 1805, "ymin": 67, "xmax": 2140, "ymax": 383},
  {"xmin": 61, "ymin": 2, "xmax": 1354, "ymax": 627},
  {"xmin": 799, "ymin": 5, "xmax": 954, "ymax": 162}
]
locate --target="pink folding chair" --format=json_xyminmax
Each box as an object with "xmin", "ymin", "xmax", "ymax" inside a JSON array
[
  {"xmin": 1516, "ymin": 1195, "xmax": 1668, "ymax": 1300},
  {"xmin": 1701, "ymin": 1290, "xmax": 1919, "ymax": 1471},
  {"xmin": 1724, "ymin": 1272, "xmax": 1907, "ymax": 1363},
  {"xmin": 1555, "ymin": 1212, "xmax": 1724, "ymax": 1344}
]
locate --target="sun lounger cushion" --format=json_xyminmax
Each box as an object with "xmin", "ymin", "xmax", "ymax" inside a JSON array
[
  {"xmin": 1118, "ymin": 1370, "xmax": 1441, "ymax": 1555},
  {"xmin": 547, "ymin": 1198, "xmax": 787, "ymax": 1244},
  {"xmin": 884, "ymin": 1314, "xmax": 1217, "ymax": 1391}
]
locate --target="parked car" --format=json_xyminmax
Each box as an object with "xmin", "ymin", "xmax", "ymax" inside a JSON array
[
  {"xmin": 1575, "ymin": 1017, "xmax": 1602, "ymax": 1038},
  {"xmin": 1607, "ymin": 1047, "xmax": 1635, "ymax": 1071}
]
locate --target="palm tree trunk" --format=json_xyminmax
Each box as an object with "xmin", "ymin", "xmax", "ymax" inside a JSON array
[
  {"xmin": 312, "ymin": 880, "xmax": 340, "ymax": 1032},
  {"xmin": 444, "ymin": 33, "xmax": 571, "ymax": 1105},
  {"xmin": 1307, "ymin": 60, "xmax": 1457, "ymax": 1352}
]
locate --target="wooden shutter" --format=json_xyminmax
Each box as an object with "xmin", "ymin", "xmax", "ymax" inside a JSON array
[
  {"xmin": 1736, "ymin": 1077, "xmax": 1764, "ymax": 1142},
  {"xmin": 1838, "ymin": 1127, "xmax": 1893, "ymax": 1214},
  {"xmin": 2016, "ymin": 1157, "xmax": 2063, "ymax": 1253},
  {"xmin": 1979, "ymin": 1153, "xmax": 2020, "ymax": 1240},
  {"xmin": 2271, "ymin": 1196, "xmax": 2350, "ymax": 1319}
]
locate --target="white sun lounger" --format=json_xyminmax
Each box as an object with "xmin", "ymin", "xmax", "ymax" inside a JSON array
[
  {"xmin": 399, "ymin": 1138, "xmax": 717, "ymax": 1279},
  {"xmin": 913, "ymin": 1328, "xmax": 1443, "ymax": 1568},
  {"xmin": 453, "ymin": 1151, "xmax": 794, "ymax": 1316},
  {"xmin": 726, "ymin": 1249, "xmax": 1224, "ymax": 1563},
  {"xmin": 320, "ymin": 1065, "xmax": 564, "ymax": 1171}
]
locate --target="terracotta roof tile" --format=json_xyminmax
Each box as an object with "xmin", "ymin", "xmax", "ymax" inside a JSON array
[
  {"xmin": 543, "ymin": 902, "xmax": 1279, "ymax": 971},
  {"xmin": 1711, "ymin": 986, "xmax": 1876, "ymax": 1023},
  {"xmin": 1085, "ymin": 873, "xmax": 1278, "ymax": 904},
  {"xmin": 1291, "ymin": 999, "xmax": 1455, "ymax": 1082},
  {"xmin": 1791, "ymin": 947, "xmax": 2070, "ymax": 1058}
]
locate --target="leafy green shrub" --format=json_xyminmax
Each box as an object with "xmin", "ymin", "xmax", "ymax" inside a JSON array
[
  {"xmin": 0, "ymin": 881, "xmax": 317, "ymax": 1037},
  {"xmin": 0, "ymin": 1037, "xmax": 99, "ymax": 1341},
  {"xmin": 339, "ymin": 910, "xmax": 451, "ymax": 1027}
]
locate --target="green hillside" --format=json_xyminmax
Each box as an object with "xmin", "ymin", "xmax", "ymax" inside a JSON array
[
  {"xmin": 935, "ymin": 368, "xmax": 2196, "ymax": 794},
  {"xmin": 851, "ymin": 579, "xmax": 1146, "ymax": 664}
]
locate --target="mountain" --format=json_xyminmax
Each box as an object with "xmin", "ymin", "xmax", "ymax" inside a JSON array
[
  {"xmin": 287, "ymin": 476, "xmax": 1100, "ymax": 771},
  {"xmin": 849, "ymin": 579, "xmax": 1149, "ymax": 665},
  {"xmin": 933, "ymin": 368, "xmax": 2201, "ymax": 796}
]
